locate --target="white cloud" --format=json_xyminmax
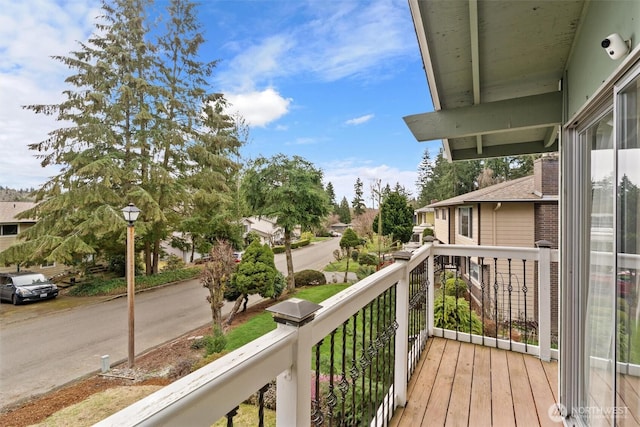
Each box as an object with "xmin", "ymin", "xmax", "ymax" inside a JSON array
[
  {"xmin": 215, "ymin": 0, "xmax": 415, "ymax": 91},
  {"xmin": 225, "ymin": 88, "xmax": 292, "ymax": 127},
  {"xmin": 0, "ymin": 0, "xmax": 99, "ymax": 189},
  {"xmin": 345, "ymin": 114, "xmax": 374, "ymax": 126},
  {"xmin": 217, "ymin": 35, "xmax": 295, "ymax": 92},
  {"xmin": 322, "ymin": 158, "xmax": 417, "ymax": 205}
]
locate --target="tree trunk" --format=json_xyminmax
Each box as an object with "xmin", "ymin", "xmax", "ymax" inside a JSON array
[
  {"xmin": 226, "ymin": 294, "xmax": 246, "ymax": 326},
  {"xmin": 284, "ymin": 229, "xmax": 295, "ymax": 292},
  {"xmin": 209, "ymin": 279, "xmax": 225, "ymax": 331},
  {"xmin": 144, "ymin": 241, "xmax": 152, "ymax": 275},
  {"xmin": 152, "ymin": 239, "xmax": 160, "ymax": 274},
  {"xmin": 344, "ymin": 249, "xmax": 350, "ymax": 283}
]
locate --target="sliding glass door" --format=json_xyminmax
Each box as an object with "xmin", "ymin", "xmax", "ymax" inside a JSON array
[
  {"xmin": 574, "ymin": 70, "xmax": 640, "ymax": 427},
  {"xmin": 615, "ymin": 75, "xmax": 640, "ymax": 427}
]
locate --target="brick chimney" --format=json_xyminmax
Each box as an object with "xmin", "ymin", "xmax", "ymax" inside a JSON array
[{"xmin": 534, "ymin": 155, "xmax": 559, "ymax": 197}]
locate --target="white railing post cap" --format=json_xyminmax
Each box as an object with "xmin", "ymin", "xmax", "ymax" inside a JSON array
[
  {"xmin": 266, "ymin": 298, "xmax": 322, "ymax": 327},
  {"xmin": 393, "ymin": 251, "xmax": 413, "ymax": 261},
  {"xmin": 535, "ymin": 240, "xmax": 552, "ymax": 248}
]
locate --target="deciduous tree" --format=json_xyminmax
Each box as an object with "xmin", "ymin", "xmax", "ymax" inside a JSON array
[
  {"xmin": 242, "ymin": 154, "xmax": 330, "ymax": 292},
  {"xmin": 200, "ymin": 239, "xmax": 236, "ymax": 331}
]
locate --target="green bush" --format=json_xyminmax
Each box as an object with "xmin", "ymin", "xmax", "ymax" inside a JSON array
[
  {"xmin": 293, "ymin": 269, "xmax": 327, "ymax": 287},
  {"xmin": 68, "ymin": 267, "xmax": 201, "ymax": 296},
  {"xmin": 358, "ymin": 252, "xmax": 379, "ymax": 266},
  {"xmin": 422, "ymin": 228, "xmax": 434, "ymax": 237},
  {"xmin": 351, "ymin": 250, "xmax": 359, "ymax": 262},
  {"xmin": 193, "ymin": 327, "xmax": 227, "ymax": 356},
  {"xmin": 273, "ymin": 271, "xmax": 286, "ymax": 298},
  {"xmin": 291, "ymin": 239, "xmax": 310, "ymax": 249},
  {"xmin": 162, "ymin": 255, "xmax": 186, "ymax": 272},
  {"xmin": 272, "ymin": 245, "xmax": 285, "ymax": 254},
  {"xmin": 443, "ymin": 277, "xmax": 468, "ymax": 296},
  {"xmin": 434, "ymin": 295, "xmax": 482, "ymax": 334}
]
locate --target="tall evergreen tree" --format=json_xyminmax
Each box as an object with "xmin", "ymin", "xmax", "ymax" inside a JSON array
[
  {"xmin": 4, "ymin": 0, "xmax": 240, "ymax": 274},
  {"xmin": 372, "ymin": 191, "xmax": 414, "ymax": 243},
  {"xmin": 416, "ymin": 148, "xmax": 433, "ymax": 206},
  {"xmin": 352, "ymin": 177, "xmax": 366, "ymax": 216},
  {"xmin": 325, "ymin": 182, "xmax": 337, "ymax": 212},
  {"xmin": 337, "ymin": 196, "xmax": 352, "ymax": 224}
]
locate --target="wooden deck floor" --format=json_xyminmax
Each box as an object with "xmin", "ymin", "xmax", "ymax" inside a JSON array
[{"xmin": 391, "ymin": 337, "xmax": 560, "ymax": 427}]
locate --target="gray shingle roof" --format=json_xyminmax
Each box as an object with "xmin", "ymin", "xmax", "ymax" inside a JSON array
[
  {"xmin": 427, "ymin": 175, "xmax": 557, "ymax": 208},
  {"xmin": 0, "ymin": 202, "xmax": 37, "ymax": 223}
]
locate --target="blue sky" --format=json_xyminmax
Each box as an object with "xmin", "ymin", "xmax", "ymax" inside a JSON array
[{"xmin": 0, "ymin": 0, "xmax": 438, "ymax": 205}]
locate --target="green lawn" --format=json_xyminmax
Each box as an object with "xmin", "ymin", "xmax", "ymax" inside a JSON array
[{"xmin": 224, "ymin": 284, "xmax": 350, "ymax": 351}]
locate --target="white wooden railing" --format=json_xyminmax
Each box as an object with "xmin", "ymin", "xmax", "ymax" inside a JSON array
[{"xmin": 96, "ymin": 242, "xmax": 557, "ymax": 427}]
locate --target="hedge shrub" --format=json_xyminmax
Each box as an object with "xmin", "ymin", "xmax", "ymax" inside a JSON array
[
  {"xmin": 293, "ymin": 269, "xmax": 327, "ymax": 287},
  {"xmin": 358, "ymin": 252, "xmax": 379, "ymax": 266},
  {"xmin": 443, "ymin": 277, "xmax": 468, "ymax": 297}
]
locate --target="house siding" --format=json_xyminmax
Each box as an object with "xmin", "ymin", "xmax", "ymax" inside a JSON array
[
  {"xmin": 453, "ymin": 205, "xmax": 477, "ymax": 245},
  {"xmin": 434, "ymin": 209, "xmax": 450, "ymax": 244}
]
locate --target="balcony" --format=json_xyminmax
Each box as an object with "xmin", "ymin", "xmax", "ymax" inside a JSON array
[
  {"xmin": 391, "ymin": 337, "xmax": 559, "ymax": 426},
  {"xmin": 96, "ymin": 242, "xmax": 562, "ymax": 427}
]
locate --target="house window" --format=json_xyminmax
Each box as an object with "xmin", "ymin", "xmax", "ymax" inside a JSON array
[
  {"xmin": 469, "ymin": 260, "xmax": 480, "ymax": 282},
  {"xmin": 1, "ymin": 224, "xmax": 18, "ymax": 236},
  {"xmin": 458, "ymin": 207, "xmax": 472, "ymax": 238},
  {"xmin": 442, "ymin": 209, "xmax": 447, "ymax": 220},
  {"xmin": 41, "ymin": 260, "xmax": 55, "ymax": 268},
  {"xmin": 435, "ymin": 209, "xmax": 439, "ymax": 219}
]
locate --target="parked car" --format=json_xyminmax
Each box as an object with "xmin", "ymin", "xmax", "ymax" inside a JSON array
[{"xmin": 0, "ymin": 272, "xmax": 59, "ymax": 305}]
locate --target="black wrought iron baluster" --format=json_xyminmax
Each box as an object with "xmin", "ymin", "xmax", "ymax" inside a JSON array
[
  {"xmin": 360, "ymin": 304, "xmax": 369, "ymax": 425},
  {"xmin": 312, "ymin": 340, "xmax": 324, "ymax": 426},
  {"xmin": 258, "ymin": 384, "xmax": 269, "ymax": 427},
  {"xmin": 327, "ymin": 330, "xmax": 338, "ymax": 426},
  {"xmin": 382, "ymin": 287, "xmax": 389, "ymax": 424},
  {"xmin": 338, "ymin": 322, "xmax": 349, "ymax": 426},
  {"xmin": 507, "ymin": 259, "xmax": 513, "ymax": 351},
  {"xmin": 391, "ymin": 285, "xmax": 397, "ymax": 414},
  {"xmin": 373, "ymin": 293, "xmax": 380, "ymax": 426},
  {"xmin": 522, "ymin": 259, "xmax": 528, "ymax": 351},
  {"xmin": 493, "ymin": 257, "xmax": 499, "ymax": 345},
  {"xmin": 367, "ymin": 300, "xmax": 374, "ymax": 423},
  {"xmin": 226, "ymin": 406, "xmax": 238, "ymax": 427},
  {"xmin": 350, "ymin": 312, "xmax": 359, "ymax": 425}
]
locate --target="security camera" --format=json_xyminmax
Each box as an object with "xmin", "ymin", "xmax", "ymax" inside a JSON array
[{"xmin": 601, "ymin": 33, "xmax": 629, "ymax": 60}]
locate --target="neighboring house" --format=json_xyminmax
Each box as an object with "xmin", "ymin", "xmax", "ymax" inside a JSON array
[
  {"xmin": 0, "ymin": 202, "xmax": 65, "ymax": 276},
  {"xmin": 241, "ymin": 217, "xmax": 285, "ymax": 246},
  {"xmin": 409, "ymin": 205, "xmax": 435, "ymax": 247},
  {"xmin": 329, "ymin": 222, "xmax": 350, "ymax": 234},
  {"xmin": 428, "ymin": 156, "xmax": 558, "ymax": 248},
  {"xmin": 404, "ymin": 1, "xmax": 640, "ymax": 424},
  {"xmin": 428, "ymin": 156, "xmax": 559, "ymax": 337}
]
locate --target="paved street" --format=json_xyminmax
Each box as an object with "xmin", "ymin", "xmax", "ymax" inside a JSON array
[{"xmin": 0, "ymin": 238, "xmax": 340, "ymax": 409}]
